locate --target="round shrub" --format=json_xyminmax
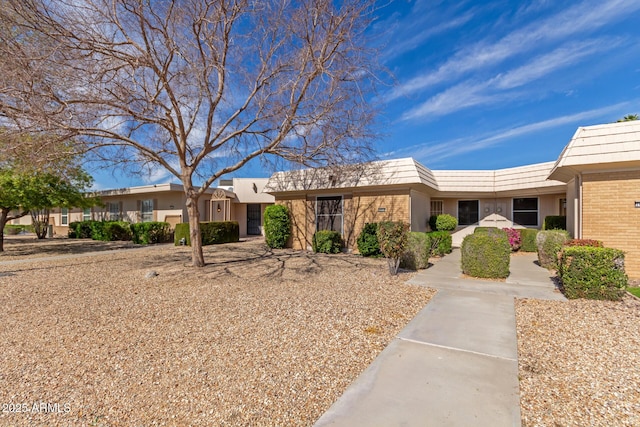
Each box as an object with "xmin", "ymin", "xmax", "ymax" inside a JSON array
[
  {"xmin": 400, "ymin": 232, "xmax": 431, "ymax": 270},
  {"xmin": 357, "ymin": 223, "xmax": 381, "ymax": 257},
  {"xmin": 377, "ymin": 221, "xmax": 409, "ymax": 275},
  {"xmin": 426, "ymin": 231, "xmax": 452, "ymax": 256},
  {"xmin": 435, "ymin": 214, "xmax": 457, "ymax": 231},
  {"xmin": 461, "ymin": 232, "xmax": 511, "ymax": 279},
  {"xmin": 263, "ymin": 204, "xmax": 291, "ymax": 249},
  {"xmin": 103, "ymin": 221, "xmax": 133, "ymax": 241},
  {"xmin": 312, "ymin": 230, "xmax": 342, "ymax": 254},
  {"xmin": 536, "ymin": 230, "xmax": 570, "ymax": 269}
]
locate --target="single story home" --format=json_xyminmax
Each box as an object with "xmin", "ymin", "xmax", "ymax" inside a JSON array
[
  {"xmin": 11, "ymin": 178, "xmax": 275, "ymax": 239},
  {"xmin": 265, "ymin": 120, "xmax": 640, "ymax": 278}
]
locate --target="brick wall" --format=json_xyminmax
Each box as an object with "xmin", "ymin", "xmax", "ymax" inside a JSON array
[{"xmin": 582, "ymin": 170, "xmax": 640, "ymax": 278}]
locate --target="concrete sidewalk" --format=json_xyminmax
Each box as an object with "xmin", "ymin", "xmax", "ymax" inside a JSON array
[{"xmin": 314, "ymin": 249, "xmax": 565, "ymax": 427}]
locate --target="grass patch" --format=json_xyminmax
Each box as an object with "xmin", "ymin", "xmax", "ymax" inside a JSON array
[{"xmin": 627, "ymin": 287, "xmax": 640, "ymax": 298}]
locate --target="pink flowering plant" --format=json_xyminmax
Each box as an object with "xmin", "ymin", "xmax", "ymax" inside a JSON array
[{"xmin": 502, "ymin": 228, "xmax": 521, "ymax": 252}]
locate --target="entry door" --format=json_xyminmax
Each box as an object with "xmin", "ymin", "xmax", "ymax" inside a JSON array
[{"xmin": 247, "ymin": 204, "xmax": 261, "ymax": 235}]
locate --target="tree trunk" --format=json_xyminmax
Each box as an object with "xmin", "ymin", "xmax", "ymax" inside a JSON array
[
  {"xmin": 0, "ymin": 209, "xmax": 8, "ymax": 252},
  {"xmin": 186, "ymin": 195, "xmax": 205, "ymax": 267},
  {"xmin": 31, "ymin": 208, "xmax": 50, "ymax": 239}
]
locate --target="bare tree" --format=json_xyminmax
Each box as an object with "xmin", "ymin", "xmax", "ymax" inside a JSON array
[{"xmin": 0, "ymin": 0, "xmax": 382, "ymax": 266}]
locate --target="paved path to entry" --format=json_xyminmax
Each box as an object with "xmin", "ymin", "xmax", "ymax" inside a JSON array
[{"xmin": 315, "ymin": 250, "xmax": 565, "ymax": 427}]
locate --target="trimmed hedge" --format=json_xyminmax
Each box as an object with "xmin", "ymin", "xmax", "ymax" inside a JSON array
[
  {"xmin": 400, "ymin": 232, "xmax": 431, "ymax": 270},
  {"xmin": 104, "ymin": 221, "xmax": 133, "ymax": 241},
  {"xmin": 461, "ymin": 231, "xmax": 511, "ymax": 279},
  {"xmin": 435, "ymin": 214, "xmax": 457, "ymax": 231},
  {"xmin": 559, "ymin": 246, "xmax": 627, "ymax": 300},
  {"xmin": 357, "ymin": 223, "xmax": 381, "ymax": 257},
  {"xmin": 173, "ymin": 221, "xmax": 239, "ymax": 246},
  {"xmin": 544, "ymin": 215, "xmax": 566, "ymax": 230},
  {"xmin": 519, "ymin": 229, "xmax": 539, "ymax": 252},
  {"xmin": 4, "ymin": 224, "xmax": 32, "ymax": 235},
  {"xmin": 536, "ymin": 230, "xmax": 570, "ymax": 269},
  {"xmin": 312, "ymin": 230, "xmax": 342, "ymax": 254},
  {"xmin": 564, "ymin": 239, "xmax": 603, "ymax": 248},
  {"xmin": 474, "ymin": 226, "xmax": 498, "ymax": 234},
  {"xmin": 426, "ymin": 231, "xmax": 452, "ymax": 256},
  {"xmin": 264, "ymin": 204, "xmax": 291, "ymax": 249},
  {"xmin": 69, "ymin": 221, "xmax": 94, "ymax": 239},
  {"xmin": 131, "ymin": 222, "xmax": 171, "ymax": 244}
]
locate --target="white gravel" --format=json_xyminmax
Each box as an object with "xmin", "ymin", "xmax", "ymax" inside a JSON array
[{"xmin": 0, "ymin": 239, "xmax": 433, "ymax": 426}]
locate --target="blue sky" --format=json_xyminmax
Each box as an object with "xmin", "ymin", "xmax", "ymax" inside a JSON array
[{"xmin": 92, "ymin": 0, "xmax": 640, "ymax": 189}]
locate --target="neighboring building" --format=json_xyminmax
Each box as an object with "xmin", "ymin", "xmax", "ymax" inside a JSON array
[{"xmin": 12, "ymin": 178, "xmax": 275, "ymax": 238}]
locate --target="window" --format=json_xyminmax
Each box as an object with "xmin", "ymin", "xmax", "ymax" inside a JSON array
[
  {"xmin": 458, "ymin": 200, "xmax": 479, "ymax": 226},
  {"xmin": 141, "ymin": 199, "xmax": 154, "ymax": 222},
  {"xmin": 108, "ymin": 202, "xmax": 120, "ymax": 221},
  {"xmin": 83, "ymin": 208, "xmax": 91, "ymax": 221},
  {"xmin": 316, "ymin": 196, "xmax": 343, "ymax": 234},
  {"xmin": 513, "ymin": 198, "xmax": 538, "ymax": 226},
  {"xmin": 61, "ymin": 208, "xmax": 68, "ymax": 225},
  {"xmin": 430, "ymin": 200, "xmax": 443, "ymax": 217}
]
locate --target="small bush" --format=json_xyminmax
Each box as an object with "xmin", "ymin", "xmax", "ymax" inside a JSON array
[
  {"xmin": 201, "ymin": 221, "xmax": 239, "ymax": 245},
  {"xmin": 357, "ymin": 223, "xmax": 381, "ymax": 257},
  {"xmin": 400, "ymin": 232, "xmax": 431, "ymax": 270},
  {"xmin": 559, "ymin": 246, "xmax": 627, "ymax": 300},
  {"xmin": 519, "ymin": 229, "xmax": 538, "ymax": 252},
  {"xmin": 173, "ymin": 222, "xmax": 239, "ymax": 246},
  {"xmin": 312, "ymin": 230, "xmax": 342, "ymax": 254},
  {"xmin": 564, "ymin": 239, "xmax": 603, "ymax": 248},
  {"xmin": 4, "ymin": 225, "xmax": 23, "ymax": 235},
  {"xmin": 68, "ymin": 221, "xmax": 94, "ymax": 239},
  {"xmin": 90, "ymin": 221, "xmax": 109, "ymax": 241},
  {"xmin": 435, "ymin": 214, "xmax": 457, "ymax": 231},
  {"xmin": 131, "ymin": 222, "xmax": 171, "ymax": 244},
  {"xmin": 103, "ymin": 221, "xmax": 133, "ymax": 241},
  {"xmin": 544, "ymin": 215, "xmax": 566, "ymax": 230},
  {"xmin": 461, "ymin": 232, "xmax": 511, "ymax": 279},
  {"xmin": 428, "ymin": 215, "xmax": 438, "ymax": 231},
  {"xmin": 502, "ymin": 228, "xmax": 521, "ymax": 252},
  {"xmin": 536, "ymin": 230, "xmax": 570, "ymax": 269},
  {"xmin": 474, "ymin": 227, "xmax": 498, "ymax": 234},
  {"xmin": 263, "ymin": 204, "xmax": 291, "ymax": 249},
  {"xmin": 174, "ymin": 223, "xmax": 190, "ymax": 245},
  {"xmin": 426, "ymin": 231, "xmax": 452, "ymax": 256},
  {"xmin": 378, "ymin": 221, "xmax": 410, "ymax": 275}
]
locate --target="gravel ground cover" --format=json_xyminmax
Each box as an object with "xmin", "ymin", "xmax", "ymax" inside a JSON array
[
  {"xmin": 517, "ymin": 297, "xmax": 640, "ymax": 427},
  {"xmin": 0, "ymin": 239, "xmax": 433, "ymax": 426},
  {"xmin": 1, "ymin": 236, "xmax": 140, "ymax": 260}
]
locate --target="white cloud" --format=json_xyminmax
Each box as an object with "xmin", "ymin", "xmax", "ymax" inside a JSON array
[{"xmin": 386, "ymin": 0, "xmax": 640, "ymax": 102}]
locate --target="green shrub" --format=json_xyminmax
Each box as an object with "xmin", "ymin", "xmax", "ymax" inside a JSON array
[
  {"xmin": 474, "ymin": 226, "xmax": 498, "ymax": 234},
  {"xmin": 377, "ymin": 221, "xmax": 409, "ymax": 275},
  {"xmin": 461, "ymin": 232, "xmax": 511, "ymax": 279},
  {"xmin": 357, "ymin": 223, "xmax": 381, "ymax": 257},
  {"xmin": 428, "ymin": 215, "xmax": 438, "ymax": 231},
  {"xmin": 400, "ymin": 232, "xmax": 431, "ymax": 270},
  {"xmin": 426, "ymin": 231, "xmax": 452, "ymax": 256},
  {"xmin": 90, "ymin": 221, "xmax": 109, "ymax": 241},
  {"xmin": 312, "ymin": 230, "xmax": 342, "ymax": 254},
  {"xmin": 536, "ymin": 230, "xmax": 570, "ymax": 269},
  {"xmin": 263, "ymin": 204, "xmax": 291, "ymax": 249},
  {"xmin": 564, "ymin": 239, "xmax": 603, "ymax": 248},
  {"xmin": 173, "ymin": 221, "xmax": 239, "ymax": 246},
  {"xmin": 68, "ymin": 221, "xmax": 94, "ymax": 239},
  {"xmin": 543, "ymin": 215, "xmax": 566, "ymax": 230},
  {"xmin": 4, "ymin": 225, "xmax": 23, "ymax": 235},
  {"xmin": 174, "ymin": 223, "xmax": 190, "ymax": 245},
  {"xmin": 103, "ymin": 221, "xmax": 133, "ymax": 241},
  {"xmin": 519, "ymin": 229, "xmax": 539, "ymax": 252},
  {"xmin": 131, "ymin": 222, "xmax": 171, "ymax": 244},
  {"xmin": 559, "ymin": 246, "xmax": 627, "ymax": 300},
  {"xmin": 435, "ymin": 214, "xmax": 457, "ymax": 231},
  {"xmin": 201, "ymin": 221, "xmax": 239, "ymax": 245}
]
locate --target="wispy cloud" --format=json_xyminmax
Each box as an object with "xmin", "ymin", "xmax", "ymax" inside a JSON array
[
  {"xmin": 386, "ymin": 0, "xmax": 640, "ymax": 102},
  {"xmin": 400, "ymin": 37, "xmax": 620, "ymax": 120},
  {"xmin": 387, "ymin": 101, "xmax": 636, "ymax": 163}
]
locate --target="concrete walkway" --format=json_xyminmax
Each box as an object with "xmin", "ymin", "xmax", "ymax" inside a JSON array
[{"xmin": 315, "ymin": 250, "xmax": 566, "ymax": 427}]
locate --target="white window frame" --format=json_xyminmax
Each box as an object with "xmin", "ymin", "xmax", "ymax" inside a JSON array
[
  {"xmin": 316, "ymin": 196, "xmax": 344, "ymax": 235},
  {"xmin": 108, "ymin": 202, "xmax": 120, "ymax": 221},
  {"xmin": 512, "ymin": 197, "xmax": 539, "ymax": 227},
  {"xmin": 141, "ymin": 199, "xmax": 154, "ymax": 223},
  {"xmin": 61, "ymin": 207, "xmax": 68, "ymax": 225},
  {"xmin": 83, "ymin": 208, "xmax": 91, "ymax": 221}
]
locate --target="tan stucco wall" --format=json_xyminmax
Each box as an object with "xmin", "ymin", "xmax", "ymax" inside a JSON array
[
  {"xmin": 410, "ymin": 190, "xmax": 430, "ymax": 232},
  {"xmin": 582, "ymin": 170, "xmax": 640, "ymax": 278}
]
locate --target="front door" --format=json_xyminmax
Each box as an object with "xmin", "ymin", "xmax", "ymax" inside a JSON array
[{"xmin": 247, "ymin": 204, "xmax": 261, "ymax": 235}]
